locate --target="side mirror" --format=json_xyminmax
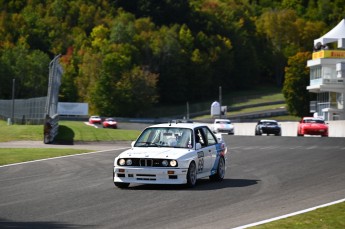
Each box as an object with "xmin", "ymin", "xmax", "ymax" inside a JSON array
[
  {"xmin": 196, "ymin": 143, "xmax": 202, "ymax": 150},
  {"xmin": 131, "ymin": 141, "xmax": 135, "ymax": 147}
]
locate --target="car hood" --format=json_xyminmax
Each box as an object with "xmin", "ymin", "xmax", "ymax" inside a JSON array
[{"xmin": 118, "ymin": 147, "xmax": 192, "ymax": 160}]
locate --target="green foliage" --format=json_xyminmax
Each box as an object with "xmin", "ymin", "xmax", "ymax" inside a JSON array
[
  {"xmin": 1, "ymin": 0, "xmax": 345, "ymax": 116},
  {"xmin": 0, "ymin": 44, "xmax": 50, "ymax": 99},
  {"xmin": 283, "ymin": 52, "xmax": 313, "ymax": 117}
]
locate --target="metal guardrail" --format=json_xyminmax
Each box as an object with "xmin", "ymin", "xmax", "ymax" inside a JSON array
[
  {"xmin": 43, "ymin": 55, "xmax": 63, "ymax": 144},
  {"xmin": 44, "ymin": 114, "xmax": 59, "ymax": 144}
]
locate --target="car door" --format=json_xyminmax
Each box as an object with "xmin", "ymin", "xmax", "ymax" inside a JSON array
[{"xmin": 194, "ymin": 127, "xmax": 215, "ymax": 174}]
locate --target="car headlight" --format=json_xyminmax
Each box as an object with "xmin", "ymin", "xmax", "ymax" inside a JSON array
[
  {"xmin": 126, "ymin": 159, "xmax": 132, "ymax": 166},
  {"xmin": 170, "ymin": 160, "xmax": 177, "ymax": 167},
  {"xmin": 119, "ymin": 159, "xmax": 125, "ymax": 166},
  {"xmin": 162, "ymin": 160, "xmax": 168, "ymax": 167}
]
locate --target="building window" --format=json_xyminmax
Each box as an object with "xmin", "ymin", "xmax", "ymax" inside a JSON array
[{"xmin": 310, "ymin": 66, "xmax": 322, "ymax": 80}]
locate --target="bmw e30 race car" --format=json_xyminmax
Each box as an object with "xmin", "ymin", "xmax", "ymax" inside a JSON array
[{"xmin": 113, "ymin": 121, "xmax": 228, "ymax": 188}]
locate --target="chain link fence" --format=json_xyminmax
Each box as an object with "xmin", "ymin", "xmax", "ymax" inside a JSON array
[
  {"xmin": 0, "ymin": 97, "xmax": 47, "ymax": 124},
  {"xmin": 0, "ymin": 55, "xmax": 63, "ymax": 143}
]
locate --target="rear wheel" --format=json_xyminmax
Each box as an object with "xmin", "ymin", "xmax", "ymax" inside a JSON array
[
  {"xmin": 210, "ymin": 157, "xmax": 225, "ymax": 182},
  {"xmin": 186, "ymin": 162, "xmax": 197, "ymax": 188}
]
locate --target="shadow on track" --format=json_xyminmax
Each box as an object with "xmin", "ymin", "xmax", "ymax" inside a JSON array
[{"xmin": 121, "ymin": 178, "xmax": 260, "ymax": 191}]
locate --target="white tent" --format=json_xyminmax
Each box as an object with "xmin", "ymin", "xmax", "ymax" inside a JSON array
[{"xmin": 314, "ymin": 19, "xmax": 345, "ymax": 45}]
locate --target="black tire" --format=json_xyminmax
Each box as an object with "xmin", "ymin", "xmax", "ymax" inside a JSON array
[
  {"xmin": 186, "ymin": 162, "xmax": 197, "ymax": 188},
  {"xmin": 114, "ymin": 182, "xmax": 130, "ymax": 189},
  {"xmin": 210, "ymin": 157, "xmax": 225, "ymax": 182}
]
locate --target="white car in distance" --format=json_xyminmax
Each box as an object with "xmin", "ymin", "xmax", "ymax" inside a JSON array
[
  {"xmin": 213, "ymin": 119, "xmax": 234, "ymax": 135},
  {"xmin": 113, "ymin": 121, "xmax": 228, "ymax": 188}
]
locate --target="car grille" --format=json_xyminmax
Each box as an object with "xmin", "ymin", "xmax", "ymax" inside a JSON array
[
  {"xmin": 140, "ymin": 159, "xmax": 153, "ymax": 166},
  {"xmin": 118, "ymin": 158, "xmax": 178, "ymax": 167}
]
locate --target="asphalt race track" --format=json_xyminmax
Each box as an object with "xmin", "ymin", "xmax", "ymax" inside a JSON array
[{"xmin": 1, "ymin": 136, "xmax": 345, "ymax": 229}]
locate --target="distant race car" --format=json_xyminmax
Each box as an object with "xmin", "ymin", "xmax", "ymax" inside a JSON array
[
  {"xmin": 213, "ymin": 119, "xmax": 234, "ymax": 135},
  {"xmin": 102, "ymin": 118, "xmax": 118, "ymax": 129},
  {"xmin": 89, "ymin": 115, "xmax": 102, "ymax": 124},
  {"xmin": 297, "ymin": 117, "xmax": 328, "ymax": 137},
  {"xmin": 255, "ymin": 119, "xmax": 281, "ymax": 136},
  {"xmin": 113, "ymin": 121, "xmax": 228, "ymax": 188}
]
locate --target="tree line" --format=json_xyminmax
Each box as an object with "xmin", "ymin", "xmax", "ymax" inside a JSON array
[{"xmin": 0, "ymin": 0, "xmax": 344, "ymax": 117}]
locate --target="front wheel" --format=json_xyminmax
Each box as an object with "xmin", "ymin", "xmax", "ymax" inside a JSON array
[
  {"xmin": 210, "ymin": 157, "xmax": 225, "ymax": 182},
  {"xmin": 186, "ymin": 162, "xmax": 197, "ymax": 188},
  {"xmin": 114, "ymin": 182, "xmax": 130, "ymax": 189}
]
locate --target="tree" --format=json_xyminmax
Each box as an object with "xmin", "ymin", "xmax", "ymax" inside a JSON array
[
  {"xmin": 283, "ymin": 51, "xmax": 313, "ymax": 117},
  {"xmin": 115, "ymin": 66, "xmax": 158, "ymax": 116},
  {"xmin": 0, "ymin": 44, "xmax": 50, "ymax": 99}
]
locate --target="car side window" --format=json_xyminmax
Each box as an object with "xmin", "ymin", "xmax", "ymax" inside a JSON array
[
  {"xmin": 202, "ymin": 127, "xmax": 217, "ymax": 146},
  {"xmin": 195, "ymin": 128, "xmax": 207, "ymax": 148}
]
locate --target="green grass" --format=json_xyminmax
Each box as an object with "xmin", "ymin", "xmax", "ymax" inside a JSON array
[
  {"xmin": 146, "ymin": 86, "xmax": 285, "ymax": 117},
  {"xmin": 0, "ymin": 121, "xmax": 44, "ymax": 142},
  {"xmin": 0, "ymin": 120, "xmax": 141, "ymax": 143},
  {"xmin": 195, "ymin": 103, "xmax": 287, "ymax": 120},
  {"xmin": 0, "ymin": 148, "xmax": 93, "ymax": 166},
  {"xmin": 0, "ymin": 120, "xmax": 140, "ymax": 165},
  {"xmin": 253, "ymin": 201, "xmax": 345, "ymax": 229},
  {"xmin": 56, "ymin": 121, "xmax": 141, "ymax": 142}
]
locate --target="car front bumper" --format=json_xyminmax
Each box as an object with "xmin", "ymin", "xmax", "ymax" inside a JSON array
[
  {"xmin": 215, "ymin": 128, "xmax": 234, "ymax": 134},
  {"xmin": 260, "ymin": 127, "xmax": 281, "ymax": 134},
  {"xmin": 114, "ymin": 167, "xmax": 189, "ymax": 185},
  {"xmin": 304, "ymin": 129, "xmax": 328, "ymax": 135}
]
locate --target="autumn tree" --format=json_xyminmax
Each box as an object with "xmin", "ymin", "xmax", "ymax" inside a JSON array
[{"xmin": 283, "ymin": 51, "xmax": 313, "ymax": 117}]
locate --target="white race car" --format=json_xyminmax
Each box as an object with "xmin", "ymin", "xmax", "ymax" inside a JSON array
[
  {"xmin": 213, "ymin": 119, "xmax": 234, "ymax": 135},
  {"xmin": 113, "ymin": 121, "xmax": 228, "ymax": 188}
]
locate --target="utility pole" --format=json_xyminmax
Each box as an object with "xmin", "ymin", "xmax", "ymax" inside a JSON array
[
  {"xmin": 219, "ymin": 86, "xmax": 222, "ymax": 118},
  {"xmin": 11, "ymin": 78, "xmax": 15, "ymax": 125},
  {"xmin": 186, "ymin": 101, "xmax": 190, "ymax": 120}
]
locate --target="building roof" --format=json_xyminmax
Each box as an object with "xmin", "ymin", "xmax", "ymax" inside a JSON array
[{"xmin": 314, "ymin": 19, "xmax": 345, "ymax": 45}]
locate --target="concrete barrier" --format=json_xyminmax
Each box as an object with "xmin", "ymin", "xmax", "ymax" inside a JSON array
[{"xmin": 231, "ymin": 121, "xmax": 345, "ymax": 137}]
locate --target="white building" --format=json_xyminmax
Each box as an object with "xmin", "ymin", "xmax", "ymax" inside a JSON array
[{"xmin": 307, "ymin": 19, "xmax": 345, "ymax": 121}]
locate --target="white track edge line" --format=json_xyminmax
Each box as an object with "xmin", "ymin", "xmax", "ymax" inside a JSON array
[
  {"xmin": 0, "ymin": 147, "xmax": 130, "ymax": 168},
  {"xmin": 232, "ymin": 198, "xmax": 345, "ymax": 229}
]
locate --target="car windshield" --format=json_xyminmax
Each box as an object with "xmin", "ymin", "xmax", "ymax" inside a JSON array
[
  {"xmin": 304, "ymin": 119, "xmax": 325, "ymax": 124},
  {"xmin": 134, "ymin": 127, "xmax": 193, "ymax": 149},
  {"xmin": 261, "ymin": 121, "xmax": 277, "ymax": 125},
  {"xmin": 216, "ymin": 120, "xmax": 231, "ymax": 124}
]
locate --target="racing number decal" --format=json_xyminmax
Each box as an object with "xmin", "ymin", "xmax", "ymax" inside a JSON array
[{"xmin": 197, "ymin": 151, "xmax": 204, "ymax": 173}]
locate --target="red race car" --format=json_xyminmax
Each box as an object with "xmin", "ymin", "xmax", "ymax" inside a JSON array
[
  {"xmin": 89, "ymin": 115, "xmax": 102, "ymax": 124},
  {"xmin": 297, "ymin": 117, "xmax": 328, "ymax": 137},
  {"xmin": 102, "ymin": 118, "xmax": 118, "ymax": 129}
]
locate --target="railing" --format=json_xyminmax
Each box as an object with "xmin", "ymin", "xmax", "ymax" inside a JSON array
[{"xmin": 310, "ymin": 78, "xmax": 344, "ymax": 86}]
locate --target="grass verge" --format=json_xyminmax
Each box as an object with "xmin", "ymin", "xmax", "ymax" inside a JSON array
[
  {"xmin": 0, "ymin": 148, "xmax": 92, "ymax": 166},
  {"xmin": 0, "ymin": 120, "xmax": 141, "ymax": 142},
  {"xmin": 252, "ymin": 201, "xmax": 345, "ymax": 229},
  {"xmin": 56, "ymin": 121, "xmax": 141, "ymax": 142}
]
